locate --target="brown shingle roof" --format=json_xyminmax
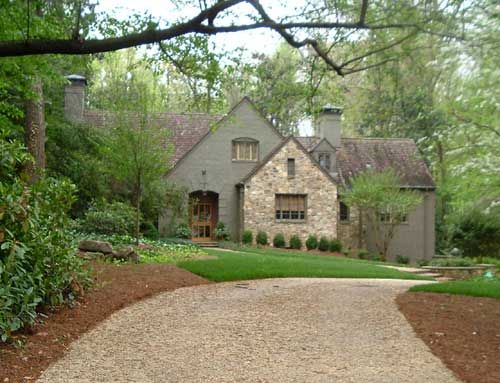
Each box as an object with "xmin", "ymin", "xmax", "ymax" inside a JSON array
[
  {"xmin": 82, "ymin": 109, "xmax": 220, "ymax": 165},
  {"xmin": 296, "ymin": 136, "xmax": 321, "ymax": 151},
  {"xmin": 336, "ymin": 138, "xmax": 435, "ymax": 189}
]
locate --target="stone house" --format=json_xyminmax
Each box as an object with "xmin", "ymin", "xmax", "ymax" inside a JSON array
[{"xmin": 64, "ymin": 76, "xmax": 435, "ymax": 262}]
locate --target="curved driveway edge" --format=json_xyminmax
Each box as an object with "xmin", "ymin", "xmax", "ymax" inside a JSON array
[{"xmin": 38, "ymin": 278, "xmax": 461, "ymax": 383}]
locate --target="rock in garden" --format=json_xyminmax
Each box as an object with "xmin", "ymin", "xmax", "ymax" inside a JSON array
[
  {"xmin": 78, "ymin": 240, "xmax": 113, "ymax": 254},
  {"xmin": 76, "ymin": 251, "xmax": 105, "ymax": 260},
  {"xmin": 111, "ymin": 246, "xmax": 139, "ymax": 263}
]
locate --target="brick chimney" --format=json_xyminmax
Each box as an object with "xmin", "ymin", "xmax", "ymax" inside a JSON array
[
  {"xmin": 64, "ymin": 74, "xmax": 87, "ymax": 122},
  {"xmin": 315, "ymin": 104, "xmax": 343, "ymax": 148}
]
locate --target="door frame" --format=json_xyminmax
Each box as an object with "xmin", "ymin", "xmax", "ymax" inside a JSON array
[{"xmin": 189, "ymin": 191, "xmax": 218, "ymax": 242}]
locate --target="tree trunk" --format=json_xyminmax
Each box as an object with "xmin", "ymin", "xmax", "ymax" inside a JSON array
[
  {"xmin": 134, "ymin": 173, "xmax": 142, "ymax": 245},
  {"xmin": 24, "ymin": 78, "xmax": 46, "ymax": 183}
]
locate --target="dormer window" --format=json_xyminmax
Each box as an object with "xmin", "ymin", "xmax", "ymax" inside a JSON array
[
  {"xmin": 318, "ymin": 153, "xmax": 331, "ymax": 171},
  {"xmin": 232, "ymin": 138, "xmax": 258, "ymax": 161}
]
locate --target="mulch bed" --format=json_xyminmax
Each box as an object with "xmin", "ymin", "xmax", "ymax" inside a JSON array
[
  {"xmin": 0, "ymin": 262, "xmax": 210, "ymax": 383},
  {"xmin": 397, "ymin": 292, "xmax": 500, "ymax": 383}
]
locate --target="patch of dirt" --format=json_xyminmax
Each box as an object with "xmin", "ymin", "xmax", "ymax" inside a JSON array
[
  {"xmin": 397, "ymin": 292, "xmax": 500, "ymax": 383},
  {"xmin": 0, "ymin": 262, "xmax": 210, "ymax": 383}
]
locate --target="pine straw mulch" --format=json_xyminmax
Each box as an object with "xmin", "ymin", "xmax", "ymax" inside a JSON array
[
  {"xmin": 0, "ymin": 262, "xmax": 210, "ymax": 383},
  {"xmin": 397, "ymin": 292, "xmax": 500, "ymax": 383}
]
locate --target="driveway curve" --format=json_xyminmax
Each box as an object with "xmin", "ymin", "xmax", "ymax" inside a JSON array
[{"xmin": 38, "ymin": 278, "xmax": 460, "ymax": 383}]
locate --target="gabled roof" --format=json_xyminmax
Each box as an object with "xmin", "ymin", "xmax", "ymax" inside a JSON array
[
  {"xmin": 238, "ymin": 136, "xmax": 337, "ymax": 185},
  {"xmin": 336, "ymin": 138, "xmax": 435, "ymax": 189},
  {"xmin": 296, "ymin": 136, "xmax": 321, "ymax": 151}
]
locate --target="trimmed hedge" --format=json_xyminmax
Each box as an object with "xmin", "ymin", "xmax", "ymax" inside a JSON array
[
  {"xmin": 256, "ymin": 231, "xmax": 268, "ymax": 246},
  {"xmin": 305, "ymin": 234, "xmax": 318, "ymax": 250},
  {"xmin": 242, "ymin": 230, "xmax": 253, "ymax": 245},
  {"xmin": 289, "ymin": 235, "xmax": 302, "ymax": 249},
  {"xmin": 273, "ymin": 233, "xmax": 286, "ymax": 248},
  {"xmin": 318, "ymin": 236, "xmax": 329, "ymax": 251}
]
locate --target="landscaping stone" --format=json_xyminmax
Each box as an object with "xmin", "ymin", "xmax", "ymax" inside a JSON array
[
  {"xmin": 111, "ymin": 246, "xmax": 139, "ymax": 263},
  {"xmin": 76, "ymin": 251, "xmax": 106, "ymax": 260},
  {"xmin": 78, "ymin": 240, "xmax": 113, "ymax": 254}
]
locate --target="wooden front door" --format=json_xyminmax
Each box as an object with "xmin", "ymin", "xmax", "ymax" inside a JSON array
[{"xmin": 190, "ymin": 193, "xmax": 217, "ymax": 241}]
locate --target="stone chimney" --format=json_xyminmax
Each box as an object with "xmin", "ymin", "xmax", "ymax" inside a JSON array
[
  {"xmin": 64, "ymin": 74, "xmax": 87, "ymax": 122},
  {"xmin": 316, "ymin": 104, "xmax": 343, "ymax": 148}
]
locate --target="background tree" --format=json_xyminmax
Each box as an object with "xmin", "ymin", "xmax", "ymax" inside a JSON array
[{"xmin": 343, "ymin": 169, "xmax": 422, "ymax": 261}]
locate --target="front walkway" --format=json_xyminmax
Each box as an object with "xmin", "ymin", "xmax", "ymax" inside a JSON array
[{"xmin": 38, "ymin": 279, "xmax": 460, "ymax": 383}]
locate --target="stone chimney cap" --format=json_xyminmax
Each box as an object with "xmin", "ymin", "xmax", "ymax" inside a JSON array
[
  {"xmin": 66, "ymin": 74, "xmax": 87, "ymax": 85},
  {"xmin": 321, "ymin": 104, "xmax": 343, "ymax": 115}
]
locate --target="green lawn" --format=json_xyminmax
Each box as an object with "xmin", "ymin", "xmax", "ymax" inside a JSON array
[
  {"xmin": 177, "ymin": 247, "xmax": 431, "ymax": 282},
  {"xmin": 409, "ymin": 278, "xmax": 500, "ymax": 299}
]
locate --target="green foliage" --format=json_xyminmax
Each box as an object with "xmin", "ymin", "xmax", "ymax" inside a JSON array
[
  {"xmin": 78, "ymin": 201, "xmax": 137, "ymax": 236},
  {"xmin": 242, "ymin": 230, "xmax": 253, "ymax": 245},
  {"xmin": 318, "ymin": 236, "xmax": 330, "ymax": 251},
  {"xmin": 449, "ymin": 201, "xmax": 500, "ymax": 259},
  {"xmin": 256, "ymin": 231, "xmax": 268, "ymax": 246},
  {"xmin": 329, "ymin": 239, "xmax": 342, "ymax": 253},
  {"xmin": 429, "ymin": 257, "xmax": 476, "ymax": 267},
  {"xmin": 0, "ymin": 175, "xmax": 88, "ymax": 342},
  {"xmin": 175, "ymin": 223, "xmax": 191, "ymax": 239},
  {"xmin": 409, "ymin": 278, "xmax": 500, "ymax": 299},
  {"xmin": 305, "ymin": 234, "xmax": 318, "ymax": 250},
  {"xmin": 396, "ymin": 255, "xmax": 410, "ymax": 265},
  {"xmin": 141, "ymin": 221, "xmax": 159, "ymax": 240},
  {"xmin": 273, "ymin": 233, "xmax": 286, "ymax": 248},
  {"xmin": 214, "ymin": 221, "xmax": 230, "ymax": 241},
  {"xmin": 289, "ymin": 235, "xmax": 302, "ymax": 250},
  {"xmin": 357, "ymin": 250, "xmax": 369, "ymax": 260},
  {"xmin": 138, "ymin": 242, "xmax": 206, "ymax": 264}
]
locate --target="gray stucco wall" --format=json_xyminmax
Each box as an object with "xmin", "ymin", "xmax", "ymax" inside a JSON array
[
  {"xmin": 364, "ymin": 191, "xmax": 436, "ymax": 263},
  {"xmin": 311, "ymin": 139, "xmax": 337, "ymax": 173},
  {"xmin": 161, "ymin": 99, "xmax": 283, "ymax": 239}
]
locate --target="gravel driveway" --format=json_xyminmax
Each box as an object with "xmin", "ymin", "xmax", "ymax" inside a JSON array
[{"xmin": 38, "ymin": 278, "xmax": 461, "ymax": 383}]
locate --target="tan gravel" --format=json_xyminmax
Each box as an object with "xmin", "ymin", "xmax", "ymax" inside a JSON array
[{"xmin": 38, "ymin": 278, "xmax": 461, "ymax": 383}]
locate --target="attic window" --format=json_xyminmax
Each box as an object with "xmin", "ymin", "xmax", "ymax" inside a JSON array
[
  {"xmin": 318, "ymin": 153, "xmax": 331, "ymax": 171},
  {"xmin": 232, "ymin": 138, "xmax": 258, "ymax": 161},
  {"xmin": 287, "ymin": 158, "xmax": 295, "ymax": 177}
]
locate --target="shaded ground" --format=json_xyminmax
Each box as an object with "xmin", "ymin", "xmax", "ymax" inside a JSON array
[
  {"xmin": 38, "ymin": 278, "xmax": 459, "ymax": 383},
  {"xmin": 0, "ymin": 262, "xmax": 210, "ymax": 383},
  {"xmin": 397, "ymin": 292, "xmax": 500, "ymax": 383}
]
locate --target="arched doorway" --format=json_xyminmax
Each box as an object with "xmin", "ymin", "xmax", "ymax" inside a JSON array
[{"xmin": 189, "ymin": 191, "xmax": 219, "ymax": 241}]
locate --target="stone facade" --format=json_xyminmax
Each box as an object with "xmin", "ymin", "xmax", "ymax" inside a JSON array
[
  {"xmin": 242, "ymin": 138, "xmax": 337, "ymax": 246},
  {"xmin": 336, "ymin": 204, "xmax": 364, "ymax": 251}
]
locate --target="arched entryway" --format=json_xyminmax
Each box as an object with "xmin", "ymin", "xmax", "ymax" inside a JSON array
[{"xmin": 189, "ymin": 191, "xmax": 219, "ymax": 242}]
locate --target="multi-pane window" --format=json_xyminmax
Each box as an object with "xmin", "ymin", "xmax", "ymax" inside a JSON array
[
  {"xmin": 339, "ymin": 201, "xmax": 349, "ymax": 222},
  {"xmin": 318, "ymin": 153, "xmax": 331, "ymax": 171},
  {"xmin": 275, "ymin": 194, "xmax": 306, "ymax": 221},
  {"xmin": 232, "ymin": 139, "xmax": 258, "ymax": 161},
  {"xmin": 287, "ymin": 158, "xmax": 295, "ymax": 177},
  {"xmin": 380, "ymin": 212, "xmax": 408, "ymax": 223}
]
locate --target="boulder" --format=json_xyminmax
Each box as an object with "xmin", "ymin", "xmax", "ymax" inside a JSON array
[
  {"xmin": 78, "ymin": 240, "xmax": 113, "ymax": 254},
  {"xmin": 111, "ymin": 246, "xmax": 139, "ymax": 263},
  {"xmin": 76, "ymin": 251, "xmax": 105, "ymax": 260}
]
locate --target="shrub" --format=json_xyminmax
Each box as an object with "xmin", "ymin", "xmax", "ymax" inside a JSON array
[
  {"xmin": 256, "ymin": 231, "xmax": 268, "ymax": 246},
  {"xmin": 370, "ymin": 253, "xmax": 382, "ymax": 262},
  {"xmin": 450, "ymin": 201, "xmax": 500, "ymax": 259},
  {"xmin": 141, "ymin": 221, "xmax": 159, "ymax": 240},
  {"xmin": 318, "ymin": 236, "xmax": 330, "ymax": 251},
  {"xmin": 417, "ymin": 259, "xmax": 429, "ymax": 267},
  {"xmin": 1, "ymin": 176, "xmax": 89, "ymax": 342},
  {"xmin": 329, "ymin": 239, "xmax": 342, "ymax": 253},
  {"xmin": 396, "ymin": 255, "xmax": 410, "ymax": 265},
  {"xmin": 214, "ymin": 221, "xmax": 230, "ymax": 241},
  {"xmin": 429, "ymin": 257, "xmax": 475, "ymax": 267},
  {"xmin": 289, "ymin": 235, "xmax": 302, "ymax": 249},
  {"xmin": 79, "ymin": 200, "xmax": 136, "ymax": 235},
  {"xmin": 273, "ymin": 233, "xmax": 286, "ymax": 248},
  {"xmin": 242, "ymin": 230, "xmax": 253, "ymax": 245},
  {"xmin": 305, "ymin": 235, "xmax": 318, "ymax": 250},
  {"xmin": 357, "ymin": 250, "xmax": 369, "ymax": 259},
  {"xmin": 175, "ymin": 223, "xmax": 191, "ymax": 239}
]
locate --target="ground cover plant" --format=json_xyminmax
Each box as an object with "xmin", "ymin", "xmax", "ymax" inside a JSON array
[
  {"xmin": 177, "ymin": 247, "xmax": 431, "ymax": 282},
  {"xmin": 409, "ymin": 277, "xmax": 500, "ymax": 299}
]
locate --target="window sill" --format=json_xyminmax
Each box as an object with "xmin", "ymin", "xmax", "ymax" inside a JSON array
[
  {"xmin": 232, "ymin": 159, "xmax": 258, "ymax": 163},
  {"xmin": 275, "ymin": 219, "xmax": 307, "ymax": 224},
  {"xmin": 339, "ymin": 220, "xmax": 351, "ymax": 225}
]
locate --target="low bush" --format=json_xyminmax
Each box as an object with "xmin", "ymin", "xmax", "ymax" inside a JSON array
[
  {"xmin": 396, "ymin": 255, "xmax": 410, "ymax": 265},
  {"xmin": 305, "ymin": 235, "xmax": 318, "ymax": 250},
  {"xmin": 318, "ymin": 236, "xmax": 330, "ymax": 251},
  {"xmin": 273, "ymin": 233, "xmax": 286, "ymax": 248},
  {"xmin": 78, "ymin": 200, "xmax": 136, "ymax": 236},
  {"xmin": 329, "ymin": 239, "xmax": 342, "ymax": 253},
  {"xmin": 242, "ymin": 230, "xmax": 253, "ymax": 245},
  {"xmin": 429, "ymin": 257, "xmax": 475, "ymax": 267},
  {"xmin": 214, "ymin": 221, "xmax": 230, "ymax": 241},
  {"xmin": 175, "ymin": 223, "xmax": 191, "ymax": 239},
  {"xmin": 357, "ymin": 250, "xmax": 369, "ymax": 259},
  {"xmin": 417, "ymin": 258, "xmax": 430, "ymax": 267},
  {"xmin": 370, "ymin": 253, "xmax": 383, "ymax": 262},
  {"xmin": 141, "ymin": 221, "xmax": 159, "ymax": 240},
  {"xmin": 256, "ymin": 231, "xmax": 268, "ymax": 246},
  {"xmin": 289, "ymin": 235, "xmax": 302, "ymax": 249}
]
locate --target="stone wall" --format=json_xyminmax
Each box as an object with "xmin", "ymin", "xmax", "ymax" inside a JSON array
[
  {"xmin": 243, "ymin": 138, "xmax": 337, "ymax": 246},
  {"xmin": 336, "ymin": 204, "xmax": 364, "ymax": 250}
]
